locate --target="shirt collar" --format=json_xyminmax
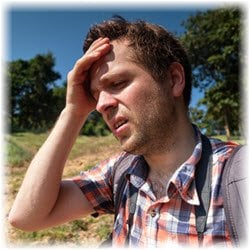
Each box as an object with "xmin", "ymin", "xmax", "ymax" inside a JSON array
[
  {"xmin": 167, "ymin": 124, "xmax": 202, "ymax": 205},
  {"xmin": 125, "ymin": 124, "xmax": 203, "ymax": 206},
  {"xmin": 126, "ymin": 155, "xmax": 149, "ymax": 189}
]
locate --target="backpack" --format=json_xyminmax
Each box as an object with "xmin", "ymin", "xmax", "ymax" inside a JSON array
[
  {"xmin": 100, "ymin": 135, "xmax": 247, "ymax": 247},
  {"xmin": 221, "ymin": 144, "xmax": 247, "ymax": 246}
]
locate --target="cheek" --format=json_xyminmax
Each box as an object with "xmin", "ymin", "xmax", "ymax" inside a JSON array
[
  {"xmin": 133, "ymin": 88, "xmax": 162, "ymax": 120},
  {"xmin": 116, "ymin": 83, "xmax": 142, "ymax": 107},
  {"xmin": 117, "ymin": 79, "xmax": 165, "ymax": 114}
]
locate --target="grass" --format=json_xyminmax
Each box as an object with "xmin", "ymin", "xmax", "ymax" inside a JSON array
[
  {"xmin": 5, "ymin": 132, "xmax": 120, "ymax": 247},
  {"xmin": 6, "ymin": 138, "xmax": 33, "ymax": 166},
  {"xmin": 210, "ymin": 135, "xmax": 245, "ymax": 145},
  {"xmin": 4, "ymin": 132, "xmax": 120, "ymax": 166},
  {"xmin": 7, "ymin": 215, "xmax": 113, "ymax": 247},
  {"xmin": 5, "ymin": 132, "xmax": 48, "ymax": 166}
]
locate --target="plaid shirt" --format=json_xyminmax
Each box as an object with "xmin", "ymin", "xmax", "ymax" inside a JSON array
[{"xmin": 73, "ymin": 127, "xmax": 238, "ymax": 247}]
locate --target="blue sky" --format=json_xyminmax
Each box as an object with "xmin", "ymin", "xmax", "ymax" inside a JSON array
[{"xmin": 8, "ymin": 6, "xmax": 212, "ymax": 107}]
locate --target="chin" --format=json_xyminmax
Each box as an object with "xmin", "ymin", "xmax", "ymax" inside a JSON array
[
  {"xmin": 119, "ymin": 136, "xmax": 135, "ymax": 154},
  {"xmin": 119, "ymin": 135, "xmax": 146, "ymax": 156}
]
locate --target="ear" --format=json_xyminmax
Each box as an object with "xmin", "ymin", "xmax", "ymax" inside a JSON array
[{"xmin": 168, "ymin": 62, "xmax": 185, "ymax": 98}]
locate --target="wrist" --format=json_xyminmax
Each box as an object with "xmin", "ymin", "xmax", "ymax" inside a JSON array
[
  {"xmin": 62, "ymin": 106, "xmax": 90, "ymax": 120},
  {"xmin": 60, "ymin": 107, "xmax": 89, "ymax": 127}
]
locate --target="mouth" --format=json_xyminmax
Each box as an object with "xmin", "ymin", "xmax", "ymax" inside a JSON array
[
  {"xmin": 111, "ymin": 117, "xmax": 129, "ymax": 136},
  {"xmin": 114, "ymin": 119, "xmax": 128, "ymax": 130}
]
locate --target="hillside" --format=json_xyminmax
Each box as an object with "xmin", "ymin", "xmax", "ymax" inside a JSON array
[{"xmin": 5, "ymin": 133, "xmax": 121, "ymax": 247}]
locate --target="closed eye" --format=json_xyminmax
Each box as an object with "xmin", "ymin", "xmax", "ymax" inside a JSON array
[
  {"xmin": 110, "ymin": 80, "xmax": 127, "ymax": 90},
  {"xmin": 90, "ymin": 81, "xmax": 127, "ymax": 101}
]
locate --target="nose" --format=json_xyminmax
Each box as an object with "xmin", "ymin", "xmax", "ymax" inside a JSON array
[{"xmin": 96, "ymin": 91, "xmax": 118, "ymax": 114}]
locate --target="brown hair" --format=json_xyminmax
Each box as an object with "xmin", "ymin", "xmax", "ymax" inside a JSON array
[{"xmin": 83, "ymin": 16, "xmax": 192, "ymax": 107}]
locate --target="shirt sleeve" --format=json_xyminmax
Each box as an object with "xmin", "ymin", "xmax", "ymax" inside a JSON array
[{"xmin": 72, "ymin": 153, "xmax": 124, "ymax": 215}]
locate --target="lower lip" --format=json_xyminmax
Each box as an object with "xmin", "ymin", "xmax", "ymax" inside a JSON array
[{"xmin": 113, "ymin": 122, "xmax": 129, "ymax": 137}]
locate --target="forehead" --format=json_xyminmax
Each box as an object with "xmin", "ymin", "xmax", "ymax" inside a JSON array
[{"xmin": 90, "ymin": 40, "xmax": 135, "ymax": 83}]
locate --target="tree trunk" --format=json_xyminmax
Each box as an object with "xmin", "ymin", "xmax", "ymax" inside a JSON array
[{"xmin": 224, "ymin": 113, "xmax": 231, "ymax": 140}]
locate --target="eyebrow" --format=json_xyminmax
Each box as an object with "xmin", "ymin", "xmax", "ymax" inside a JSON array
[
  {"xmin": 99, "ymin": 71, "xmax": 118, "ymax": 83},
  {"xmin": 90, "ymin": 70, "xmax": 128, "ymax": 96}
]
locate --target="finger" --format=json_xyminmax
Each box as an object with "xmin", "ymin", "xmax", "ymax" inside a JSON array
[
  {"xmin": 88, "ymin": 37, "xmax": 110, "ymax": 52},
  {"xmin": 73, "ymin": 42, "xmax": 111, "ymax": 76},
  {"xmin": 78, "ymin": 37, "xmax": 110, "ymax": 70}
]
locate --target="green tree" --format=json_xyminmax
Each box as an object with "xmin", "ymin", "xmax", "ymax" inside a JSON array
[
  {"xmin": 8, "ymin": 53, "xmax": 61, "ymax": 132},
  {"xmin": 81, "ymin": 111, "xmax": 110, "ymax": 136},
  {"xmin": 189, "ymin": 106, "xmax": 206, "ymax": 131},
  {"xmin": 182, "ymin": 8, "xmax": 241, "ymax": 138},
  {"xmin": 52, "ymin": 81, "xmax": 67, "ymax": 113}
]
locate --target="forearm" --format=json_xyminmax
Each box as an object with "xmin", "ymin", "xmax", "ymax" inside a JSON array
[{"xmin": 9, "ymin": 108, "xmax": 87, "ymax": 228}]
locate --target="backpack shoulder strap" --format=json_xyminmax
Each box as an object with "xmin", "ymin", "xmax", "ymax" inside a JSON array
[
  {"xmin": 100, "ymin": 153, "xmax": 138, "ymax": 247},
  {"xmin": 113, "ymin": 153, "xmax": 140, "ymax": 245},
  {"xmin": 222, "ymin": 144, "xmax": 247, "ymax": 246},
  {"xmin": 112, "ymin": 153, "xmax": 138, "ymax": 217},
  {"xmin": 195, "ymin": 134, "xmax": 213, "ymax": 246}
]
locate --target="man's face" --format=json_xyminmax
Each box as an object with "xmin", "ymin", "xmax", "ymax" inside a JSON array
[{"xmin": 90, "ymin": 40, "xmax": 177, "ymax": 156}]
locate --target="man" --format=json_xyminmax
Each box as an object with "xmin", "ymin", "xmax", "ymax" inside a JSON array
[{"xmin": 9, "ymin": 16, "xmax": 239, "ymax": 247}]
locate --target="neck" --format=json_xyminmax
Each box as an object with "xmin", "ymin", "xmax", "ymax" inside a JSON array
[{"xmin": 144, "ymin": 121, "xmax": 196, "ymax": 176}]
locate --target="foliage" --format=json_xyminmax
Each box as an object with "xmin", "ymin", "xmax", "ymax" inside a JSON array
[
  {"xmin": 182, "ymin": 8, "xmax": 242, "ymax": 138},
  {"xmin": 82, "ymin": 111, "xmax": 111, "ymax": 136},
  {"xmin": 7, "ymin": 52, "xmax": 109, "ymax": 136},
  {"xmin": 190, "ymin": 106, "xmax": 225, "ymax": 136},
  {"xmin": 199, "ymin": 82, "xmax": 241, "ymax": 137},
  {"xmin": 8, "ymin": 53, "xmax": 61, "ymax": 132},
  {"xmin": 95, "ymin": 218, "xmax": 113, "ymax": 240},
  {"xmin": 52, "ymin": 81, "xmax": 67, "ymax": 114}
]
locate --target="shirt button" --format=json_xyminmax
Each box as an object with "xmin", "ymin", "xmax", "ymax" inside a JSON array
[{"xmin": 150, "ymin": 209, "xmax": 157, "ymax": 217}]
